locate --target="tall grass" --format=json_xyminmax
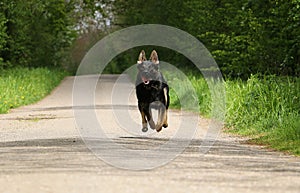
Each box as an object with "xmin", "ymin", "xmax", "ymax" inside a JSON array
[
  {"xmin": 162, "ymin": 68, "xmax": 212, "ymax": 114},
  {"xmin": 0, "ymin": 67, "xmax": 68, "ymax": 113},
  {"xmin": 225, "ymin": 75, "xmax": 300, "ymax": 155},
  {"xmin": 168, "ymin": 73, "xmax": 300, "ymax": 155}
]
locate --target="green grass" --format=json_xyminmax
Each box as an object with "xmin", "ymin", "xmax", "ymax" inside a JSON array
[
  {"xmin": 167, "ymin": 73, "xmax": 212, "ymax": 115},
  {"xmin": 167, "ymin": 73, "xmax": 300, "ymax": 156},
  {"xmin": 0, "ymin": 67, "xmax": 68, "ymax": 113},
  {"xmin": 225, "ymin": 75, "xmax": 300, "ymax": 155}
]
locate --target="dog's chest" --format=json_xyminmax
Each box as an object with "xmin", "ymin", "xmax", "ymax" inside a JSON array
[{"xmin": 136, "ymin": 82, "xmax": 163, "ymax": 102}]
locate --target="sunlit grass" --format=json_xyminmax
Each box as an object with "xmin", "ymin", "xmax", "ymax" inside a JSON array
[
  {"xmin": 0, "ymin": 67, "xmax": 67, "ymax": 113},
  {"xmin": 168, "ymin": 72, "xmax": 300, "ymax": 155},
  {"xmin": 224, "ymin": 75, "xmax": 300, "ymax": 155}
]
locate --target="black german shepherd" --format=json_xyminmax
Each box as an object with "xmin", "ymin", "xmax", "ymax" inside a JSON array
[{"xmin": 136, "ymin": 50, "xmax": 169, "ymax": 132}]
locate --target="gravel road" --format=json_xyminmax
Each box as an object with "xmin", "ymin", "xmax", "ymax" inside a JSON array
[{"xmin": 0, "ymin": 75, "xmax": 299, "ymax": 193}]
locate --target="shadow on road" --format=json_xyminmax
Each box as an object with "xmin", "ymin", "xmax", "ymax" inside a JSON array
[{"xmin": 1, "ymin": 137, "xmax": 299, "ymax": 175}]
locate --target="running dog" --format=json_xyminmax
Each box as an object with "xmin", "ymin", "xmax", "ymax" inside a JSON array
[{"xmin": 136, "ymin": 50, "xmax": 169, "ymax": 132}]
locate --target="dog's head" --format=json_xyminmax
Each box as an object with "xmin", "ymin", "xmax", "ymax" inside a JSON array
[{"xmin": 137, "ymin": 50, "xmax": 160, "ymax": 85}]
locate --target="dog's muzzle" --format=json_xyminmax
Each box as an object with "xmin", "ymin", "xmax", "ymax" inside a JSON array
[{"xmin": 141, "ymin": 76, "xmax": 150, "ymax": 85}]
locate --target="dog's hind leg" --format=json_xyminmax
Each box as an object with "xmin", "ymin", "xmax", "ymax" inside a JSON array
[
  {"xmin": 156, "ymin": 107, "xmax": 165, "ymax": 132},
  {"xmin": 146, "ymin": 111, "xmax": 155, "ymax": 130},
  {"xmin": 162, "ymin": 87, "xmax": 169, "ymax": 128}
]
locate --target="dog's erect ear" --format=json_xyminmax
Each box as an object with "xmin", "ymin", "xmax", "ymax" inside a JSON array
[
  {"xmin": 150, "ymin": 50, "xmax": 159, "ymax": 64},
  {"xmin": 137, "ymin": 50, "xmax": 147, "ymax": 64}
]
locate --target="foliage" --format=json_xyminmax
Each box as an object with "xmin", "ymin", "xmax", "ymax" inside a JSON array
[
  {"xmin": 0, "ymin": 9, "xmax": 7, "ymax": 64},
  {"xmin": 67, "ymin": 0, "xmax": 113, "ymax": 34},
  {"xmin": 60, "ymin": 0, "xmax": 114, "ymax": 73},
  {"xmin": 0, "ymin": 67, "xmax": 68, "ymax": 113},
  {"xmin": 0, "ymin": 0, "xmax": 115, "ymax": 70},
  {"xmin": 0, "ymin": 0, "xmax": 77, "ymax": 68},
  {"xmin": 113, "ymin": 0, "xmax": 300, "ymax": 78}
]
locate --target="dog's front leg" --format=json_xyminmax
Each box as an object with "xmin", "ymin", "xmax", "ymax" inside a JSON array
[
  {"xmin": 139, "ymin": 104, "xmax": 148, "ymax": 132},
  {"xmin": 163, "ymin": 110, "xmax": 168, "ymax": 128},
  {"xmin": 140, "ymin": 110, "xmax": 148, "ymax": 132}
]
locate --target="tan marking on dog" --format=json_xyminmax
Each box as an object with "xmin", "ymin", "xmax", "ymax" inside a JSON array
[
  {"xmin": 163, "ymin": 87, "xmax": 168, "ymax": 105},
  {"xmin": 163, "ymin": 110, "xmax": 168, "ymax": 128},
  {"xmin": 140, "ymin": 111, "xmax": 147, "ymax": 125}
]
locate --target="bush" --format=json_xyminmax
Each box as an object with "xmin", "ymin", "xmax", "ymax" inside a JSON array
[
  {"xmin": 113, "ymin": 0, "xmax": 300, "ymax": 78},
  {"xmin": 0, "ymin": 0, "xmax": 77, "ymax": 68},
  {"xmin": 0, "ymin": 10, "xmax": 7, "ymax": 67}
]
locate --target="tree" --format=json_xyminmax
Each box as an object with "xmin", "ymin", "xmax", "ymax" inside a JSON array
[
  {"xmin": 0, "ymin": 0, "xmax": 77, "ymax": 68},
  {"xmin": 0, "ymin": 9, "xmax": 7, "ymax": 67},
  {"xmin": 113, "ymin": 0, "xmax": 300, "ymax": 77}
]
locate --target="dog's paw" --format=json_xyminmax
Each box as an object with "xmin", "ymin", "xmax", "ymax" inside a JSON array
[
  {"xmin": 156, "ymin": 126, "xmax": 163, "ymax": 132},
  {"xmin": 149, "ymin": 121, "xmax": 156, "ymax": 130},
  {"xmin": 163, "ymin": 123, "xmax": 168, "ymax": 128},
  {"xmin": 142, "ymin": 127, "xmax": 148, "ymax": 132}
]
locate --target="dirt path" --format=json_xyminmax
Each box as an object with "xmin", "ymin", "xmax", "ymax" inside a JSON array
[{"xmin": 0, "ymin": 75, "xmax": 299, "ymax": 193}]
